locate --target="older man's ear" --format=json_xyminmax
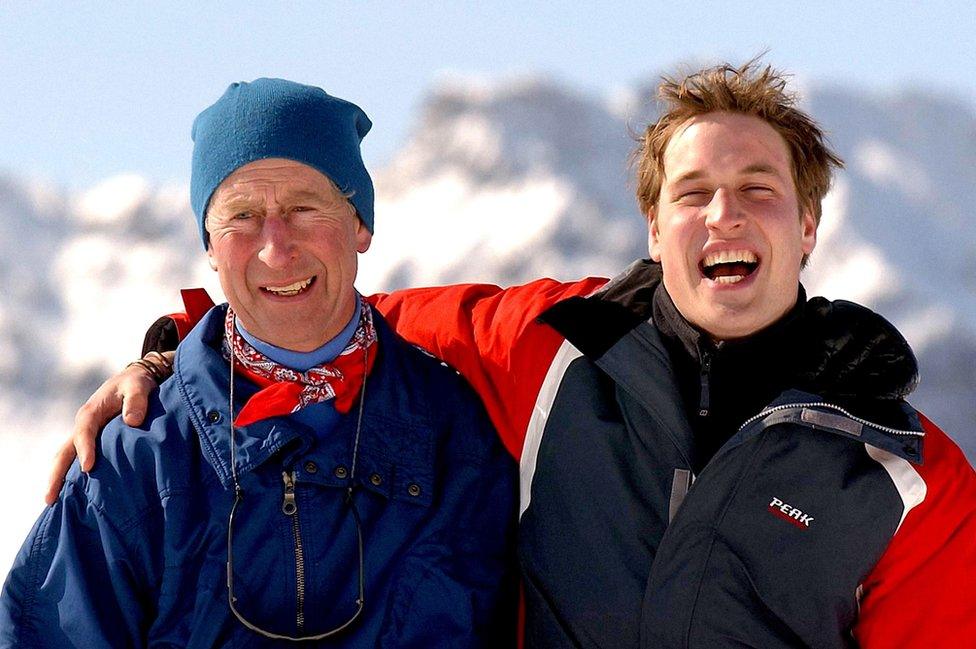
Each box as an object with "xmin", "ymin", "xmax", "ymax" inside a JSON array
[
  {"xmin": 207, "ymin": 245, "xmax": 218, "ymax": 271},
  {"xmin": 356, "ymin": 221, "xmax": 372, "ymax": 254}
]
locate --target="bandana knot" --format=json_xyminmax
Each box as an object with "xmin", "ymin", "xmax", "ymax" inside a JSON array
[{"xmin": 224, "ymin": 298, "xmax": 378, "ymax": 427}]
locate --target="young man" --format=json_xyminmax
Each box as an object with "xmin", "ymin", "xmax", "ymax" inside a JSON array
[
  {"xmin": 50, "ymin": 63, "xmax": 976, "ymax": 647},
  {"xmin": 1, "ymin": 79, "xmax": 517, "ymax": 647}
]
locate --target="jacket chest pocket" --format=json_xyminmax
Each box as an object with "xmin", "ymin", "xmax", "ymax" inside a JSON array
[
  {"xmin": 296, "ymin": 414, "xmax": 436, "ymax": 516},
  {"xmin": 642, "ymin": 422, "xmax": 908, "ymax": 649}
]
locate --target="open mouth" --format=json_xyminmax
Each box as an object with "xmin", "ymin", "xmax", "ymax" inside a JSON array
[
  {"xmin": 261, "ymin": 276, "xmax": 316, "ymax": 297},
  {"xmin": 699, "ymin": 250, "xmax": 759, "ymax": 284}
]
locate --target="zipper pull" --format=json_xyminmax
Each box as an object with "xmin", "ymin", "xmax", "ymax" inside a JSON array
[
  {"xmin": 282, "ymin": 470, "xmax": 297, "ymax": 516},
  {"xmin": 698, "ymin": 352, "xmax": 711, "ymax": 417}
]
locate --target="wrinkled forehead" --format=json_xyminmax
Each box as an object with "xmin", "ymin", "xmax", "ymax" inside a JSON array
[{"xmin": 209, "ymin": 158, "xmax": 347, "ymax": 210}]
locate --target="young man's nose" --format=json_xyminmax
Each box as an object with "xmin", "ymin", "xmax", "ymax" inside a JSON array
[{"xmin": 704, "ymin": 188, "xmax": 746, "ymax": 231}]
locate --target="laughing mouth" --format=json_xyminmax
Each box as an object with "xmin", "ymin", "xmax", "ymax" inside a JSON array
[
  {"xmin": 262, "ymin": 276, "xmax": 316, "ymax": 297},
  {"xmin": 700, "ymin": 250, "xmax": 759, "ymax": 284}
]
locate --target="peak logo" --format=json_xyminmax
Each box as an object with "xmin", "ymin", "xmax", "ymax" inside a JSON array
[{"xmin": 768, "ymin": 497, "xmax": 814, "ymax": 530}]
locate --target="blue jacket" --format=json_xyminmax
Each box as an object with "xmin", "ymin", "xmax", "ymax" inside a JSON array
[{"xmin": 0, "ymin": 305, "xmax": 518, "ymax": 648}]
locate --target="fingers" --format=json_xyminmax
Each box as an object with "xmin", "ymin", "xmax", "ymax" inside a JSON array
[
  {"xmin": 48, "ymin": 362, "xmax": 163, "ymax": 505},
  {"xmin": 45, "ymin": 439, "xmax": 78, "ymax": 505},
  {"xmin": 73, "ymin": 401, "xmax": 102, "ymax": 473},
  {"xmin": 119, "ymin": 354, "xmax": 170, "ymax": 427},
  {"xmin": 120, "ymin": 374, "xmax": 154, "ymax": 426},
  {"xmin": 72, "ymin": 367, "xmax": 155, "ymax": 468}
]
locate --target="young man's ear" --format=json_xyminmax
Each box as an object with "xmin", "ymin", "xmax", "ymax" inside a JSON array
[
  {"xmin": 800, "ymin": 207, "xmax": 817, "ymax": 257},
  {"xmin": 647, "ymin": 209, "xmax": 662, "ymax": 262}
]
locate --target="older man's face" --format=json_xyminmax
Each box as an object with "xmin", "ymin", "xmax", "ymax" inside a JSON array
[
  {"xmin": 206, "ymin": 158, "xmax": 371, "ymax": 351},
  {"xmin": 649, "ymin": 112, "xmax": 817, "ymax": 340}
]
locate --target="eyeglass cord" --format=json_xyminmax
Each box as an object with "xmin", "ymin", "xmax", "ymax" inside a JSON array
[{"xmin": 226, "ymin": 312, "xmax": 367, "ymax": 641}]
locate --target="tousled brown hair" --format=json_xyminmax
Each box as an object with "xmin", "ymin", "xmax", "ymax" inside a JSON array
[{"xmin": 634, "ymin": 60, "xmax": 844, "ymax": 225}]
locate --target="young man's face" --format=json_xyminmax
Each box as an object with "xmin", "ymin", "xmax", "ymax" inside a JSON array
[
  {"xmin": 649, "ymin": 111, "xmax": 817, "ymax": 340},
  {"xmin": 206, "ymin": 158, "xmax": 372, "ymax": 351}
]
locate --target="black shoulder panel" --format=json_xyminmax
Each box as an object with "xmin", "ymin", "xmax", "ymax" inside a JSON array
[
  {"xmin": 537, "ymin": 259, "xmax": 663, "ymax": 360},
  {"xmin": 539, "ymin": 297, "xmax": 645, "ymax": 360},
  {"xmin": 799, "ymin": 297, "xmax": 919, "ymax": 401}
]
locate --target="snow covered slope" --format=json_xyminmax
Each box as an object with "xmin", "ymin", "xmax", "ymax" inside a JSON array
[{"xmin": 2, "ymin": 75, "xmax": 974, "ymax": 581}]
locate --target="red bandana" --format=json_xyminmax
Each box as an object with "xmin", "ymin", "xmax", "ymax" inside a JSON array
[{"xmin": 224, "ymin": 298, "xmax": 378, "ymax": 428}]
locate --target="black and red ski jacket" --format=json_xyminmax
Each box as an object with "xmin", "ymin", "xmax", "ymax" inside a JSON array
[{"xmin": 369, "ymin": 260, "xmax": 976, "ymax": 648}]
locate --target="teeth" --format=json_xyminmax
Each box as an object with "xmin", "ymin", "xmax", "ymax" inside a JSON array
[
  {"xmin": 715, "ymin": 274, "xmax": 746, "ymax": 284},
  {"xmin": 265, "ymin": 277, "xmax": 313, "ymax": 296},
  {"xmin": 702, "ymin": 250, "xmax": 758, "ymax": 268}
]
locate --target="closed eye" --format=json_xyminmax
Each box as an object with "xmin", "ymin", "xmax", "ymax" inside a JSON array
[{"xmin": 675, "ymin": 189, "xmax": 712, "ymax": 205}]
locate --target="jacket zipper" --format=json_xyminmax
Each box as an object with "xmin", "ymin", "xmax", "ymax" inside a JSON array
[
  {"xmin": 698, "ymin": 350, "xmax": 712, "ymax": 417},
  {"xmin": 281, "ymin": 470, "xmax": 305, "ymax": 632},
  {"xmin": 737, "ymin": 401, "xmax": 925, "ymax": 437}
]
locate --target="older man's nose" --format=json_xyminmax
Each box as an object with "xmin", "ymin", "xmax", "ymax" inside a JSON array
[{"xmin": 257, "ymin": 215, "xmax": 298, "ymax": 267}]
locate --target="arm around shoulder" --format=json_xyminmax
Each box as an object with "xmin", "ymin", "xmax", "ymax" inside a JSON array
[{"xmin": 370, "ymin": 278, "xmax": 607, "ymax": 459}]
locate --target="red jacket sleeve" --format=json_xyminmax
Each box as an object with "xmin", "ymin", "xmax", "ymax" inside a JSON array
[
  {"xmin": 160, "ymin": 279, "xmax": 605, "ymax": 458},
  {"xmin": 369, "ymin": 278, "xmax": 607, "ymax": 460},
  {"xmin": 853, "ymin": 414, "xmax": 976, "ymax": 647}
]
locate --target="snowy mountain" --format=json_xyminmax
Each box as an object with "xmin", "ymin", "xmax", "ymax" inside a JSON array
[
  {"xmin": 802, "ymin": 88, "xmax": 976, "ymax": 446},
  {"xmin": 2, "ymin": 75, "xmax": 974, "ymax": 579},
  {"xmin": 359, "ymin": 75, "xmax": 646, "ymax": 290}
]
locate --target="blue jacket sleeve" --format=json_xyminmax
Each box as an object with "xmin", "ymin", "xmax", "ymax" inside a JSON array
[{"xmin": 0, "ymin": 473, "xmax": 154, "ymax": 648}]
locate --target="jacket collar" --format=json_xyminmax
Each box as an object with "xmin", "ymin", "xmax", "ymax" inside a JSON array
[
  {"xmin": 539, "ymin": 259, "xmax": 918, "ymax": 440},
  {"xmin": 651, "ymin": 278, "xmax": 807, "ymax": 367},
  {"xmin": 172, "ymin": 304, "xmax": 424, "ymax": 490},
  {"xmin": 535, "ymin": 259, "xmax": 658, "ymax": 360},
  {"xmin": 173, "ymin": 305, "xmax": 310, "ymax": 489},
  {"xmin": 541, "ymin": 258, "xmax": 920, "ymax": 416}
]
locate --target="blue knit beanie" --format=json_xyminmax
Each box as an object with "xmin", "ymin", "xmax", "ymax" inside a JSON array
[{"xmin": 190, "ymin": 78, "xmax": 374, "ymax": 248}]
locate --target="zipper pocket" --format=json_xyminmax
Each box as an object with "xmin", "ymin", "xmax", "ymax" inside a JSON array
[{"xmin": 738, "ymin": 401, "xmax": 924, "ymax": 438}]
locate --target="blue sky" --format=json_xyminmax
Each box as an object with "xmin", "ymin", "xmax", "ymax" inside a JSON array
[{"xmin": 2, "ymin": 1, "xmax": 974, "ymax": 189}]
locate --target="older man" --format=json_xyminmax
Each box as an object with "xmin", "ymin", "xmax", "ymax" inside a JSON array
[
  {"xmin": 0, "ymin": 79, "xmax": 517, "ymax": 647},
  {"xmin": 50, "ymin": 63, "xmax": 976, "ymax": 647}
]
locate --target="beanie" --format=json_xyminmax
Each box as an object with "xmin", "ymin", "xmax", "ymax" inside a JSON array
[{"xmin": 190, "ymin": 78, "xmax": 374, "ymax": 247}]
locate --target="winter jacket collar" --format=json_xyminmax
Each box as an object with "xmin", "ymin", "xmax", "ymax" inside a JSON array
[
  {"xmin": 172, "ymin": 304, "xmax": 431, "ymax": 490},
  {"xmin": 540, "ymin": 259, "xmax": 923, "ymax": 464},
  {"xmin": 173, "ymin": 305, "xmax": 310, "ymax": 489},
  {"xmin": 545, "ymin": 258, "xmax": 919, "ymax": 402},
  {"xmin": 650, "ymin": 277, "xmax": 806, "ymax": 369}
]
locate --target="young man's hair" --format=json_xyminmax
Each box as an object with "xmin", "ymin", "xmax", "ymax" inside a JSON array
[{"xmin": 634, "ymin": 60, "xmax": 844, "ymax": 225}]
